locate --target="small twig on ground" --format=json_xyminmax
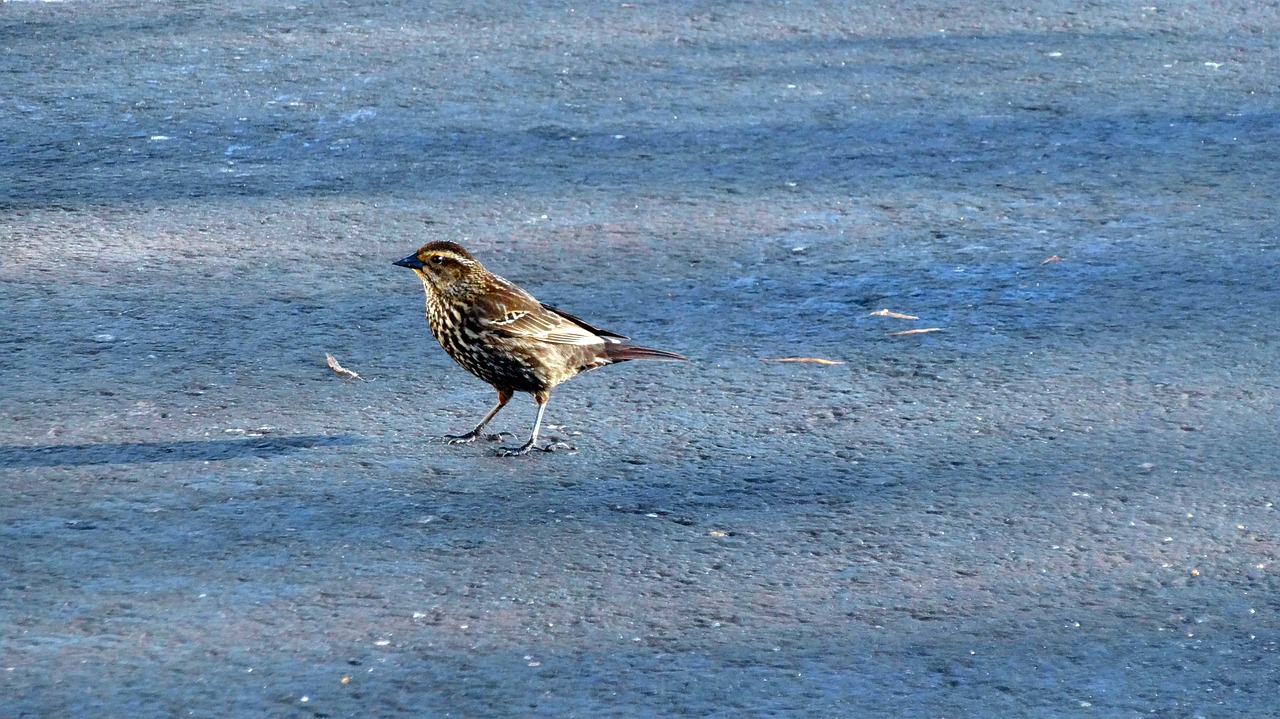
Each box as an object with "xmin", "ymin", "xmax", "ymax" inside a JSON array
[
  {"xmin": 761, "ymin": 357, "xmax": 845, "ymax": 365},
  {"xmin": 325, "ymin": 353, "xmax": 367, "ymax": 381},
  {"xmin": 868, "ymin": 309, "xmax": 920, "ymax": 320}
]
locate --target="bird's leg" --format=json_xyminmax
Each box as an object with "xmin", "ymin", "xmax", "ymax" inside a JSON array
[
  {"xmin": 498, "ymin": 392, "xmax": 570, "ymax": 456},
  {"xmin": 445, "ymin": 388, "xmax": 514, "ymax": 444}
]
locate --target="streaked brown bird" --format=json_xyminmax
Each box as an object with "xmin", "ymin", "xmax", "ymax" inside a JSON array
[{"xmin": 394, "ymin": 241, "xmax": 685, "ymax": 456}]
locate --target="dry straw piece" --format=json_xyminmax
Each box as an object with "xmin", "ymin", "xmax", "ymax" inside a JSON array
[
  {"xmin": 325, "ymin": 353, "xmax": 366, "ymax": 381},
  {"xmin": 761, "ymin": 357, "xmax": 845, "ymax": 365},
  {"xmin": 868, "ymin": 309, "xmax": 920, "ymax": 320}
]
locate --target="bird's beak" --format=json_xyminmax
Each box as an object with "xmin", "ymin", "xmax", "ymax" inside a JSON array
[{"xmin": 393, "ymin": 254, "xmax": 425, "ymax": 270}]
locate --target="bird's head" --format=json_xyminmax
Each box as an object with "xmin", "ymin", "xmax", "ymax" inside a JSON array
[{"xmin": 393, "ymin": 241, "xmax": 483, "ymax": 295}]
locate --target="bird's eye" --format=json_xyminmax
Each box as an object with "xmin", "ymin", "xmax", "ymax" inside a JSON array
[{"xmin": 429, "ymin": 255, "xmax": 444, "ymax": 265}]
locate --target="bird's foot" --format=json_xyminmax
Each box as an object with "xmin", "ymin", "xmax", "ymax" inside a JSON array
[
  {"xmin": 444, "ymin": 430, "xmax": 513, "ymax": 445},
  {"xmin": 496, "ymin": 439, "xmax": 571, "ymax": 457}
]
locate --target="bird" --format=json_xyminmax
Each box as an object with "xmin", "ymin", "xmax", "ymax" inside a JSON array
[{"xmin": 393, "ymin": 241, "xmax": 685, "ymax": 456}]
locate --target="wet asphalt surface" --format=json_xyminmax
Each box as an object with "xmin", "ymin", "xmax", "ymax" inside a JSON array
[{"xmin": 2, "ymin": 1, "xmax": 1279, "ymax": 717}]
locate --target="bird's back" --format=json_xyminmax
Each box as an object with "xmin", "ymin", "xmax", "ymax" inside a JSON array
[{"xmin": 424, "ymin": 286, "xmax": 604, "ymax": 393}]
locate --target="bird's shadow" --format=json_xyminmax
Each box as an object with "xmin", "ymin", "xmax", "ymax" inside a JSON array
[{"xmin": 0, "ymin": 435, "xmax": 360, "ymax": 468}]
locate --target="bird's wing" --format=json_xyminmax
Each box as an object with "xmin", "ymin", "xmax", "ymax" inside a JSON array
[
  {"xmin": 475, "ymin": 288, "xmax": 610, "ymax": 346},
  {"xmin": 539, "ymin": 303, "xmax": 629, "ymax": 341}
]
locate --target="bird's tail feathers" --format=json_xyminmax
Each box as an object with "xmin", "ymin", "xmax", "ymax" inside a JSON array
[{"xmin": 605, "ymin": 344, "xmax": 687, "ymax": 362}]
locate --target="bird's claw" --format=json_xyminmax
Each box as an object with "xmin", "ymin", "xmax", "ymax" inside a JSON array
[
  {"xmin": 444, "ymin": 430, "xmax": 512, "ymax": 445},
  {"xmin": 496, "ymin": 440, "xmax": 571, "ymax": 457}
]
